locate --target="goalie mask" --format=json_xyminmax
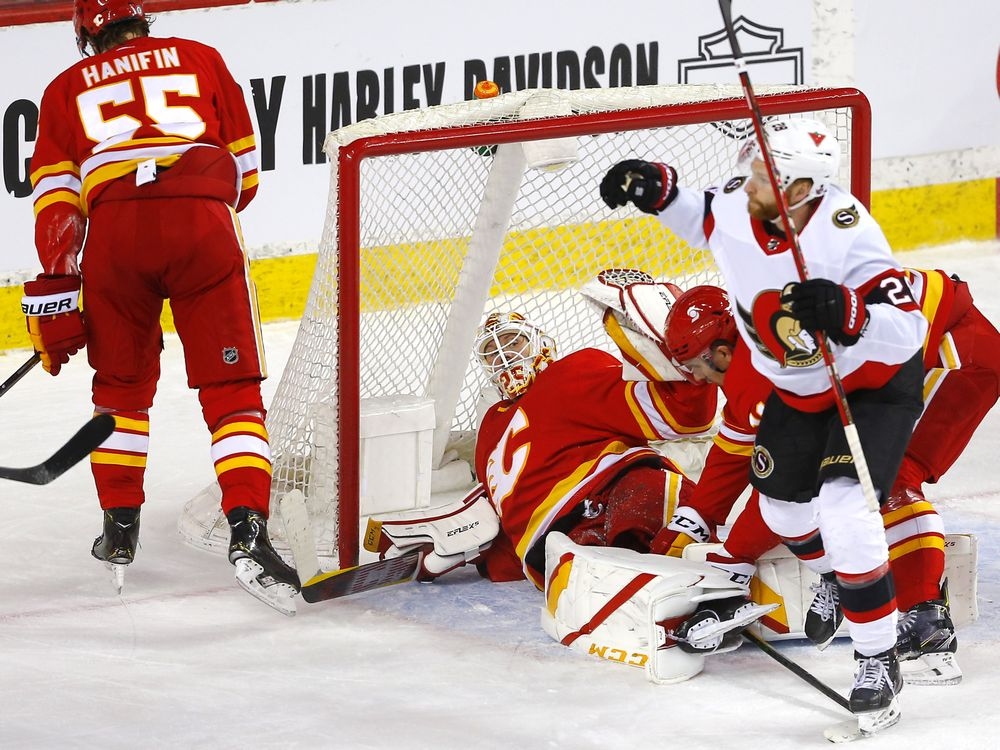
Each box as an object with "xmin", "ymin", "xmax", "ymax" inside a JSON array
[
  {"xmin": 74, "ymin": 0, "xmax": 145, "ymax": 54},
  {"xmin": 475, "ymin": 312, "xmax": 556, "ymax": 400},
  {"xmin": 664, "ymin": 286, "xmax": 737, "ymax": 383},
  {"xmin": 737, "ymin": 118, "xmax": 841, "ymax": 206}
]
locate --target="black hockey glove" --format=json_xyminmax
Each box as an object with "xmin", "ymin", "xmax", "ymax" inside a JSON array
[
  {"xmin": 599, "ymin": 159, "xmax": 678, "ymax": 214},
  {"xmin": 781, "ymin": 278, "xmax": 869, "ymax": 346}
]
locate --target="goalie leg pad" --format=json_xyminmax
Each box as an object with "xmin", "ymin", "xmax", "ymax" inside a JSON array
[{"xmin": 541, "ymin": 531, "xmax": 751, "ymax": 685}]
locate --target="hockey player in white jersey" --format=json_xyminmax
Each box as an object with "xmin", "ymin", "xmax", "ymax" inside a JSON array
[{"xmin": 601, "ymin": 118, "xmax": 928, "ymax": 738}]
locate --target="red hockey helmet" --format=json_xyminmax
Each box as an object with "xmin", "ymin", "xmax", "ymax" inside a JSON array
[
  {"xmin": 663, "ymin": 285, "xmax": 737, "ymax": 363},
  {"xmin": 74, "ymin": 0, "xmax": 145, "ymax": 54}
]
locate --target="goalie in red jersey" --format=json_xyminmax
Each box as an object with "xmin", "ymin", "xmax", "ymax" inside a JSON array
[
  {"xmin": 22, "ymin": 0, "xmax": 297, "ymax": 613},
  {"xmin": 654, "ymin": 275, "xmax": 1000, "ymax": 687},
  {"xmin": 470, "ymin": 310, "xmax": 716, "ymax": 588},
  {"xmin": 365, "ymin": 279, "xmax": 776, "ymax": 681}
]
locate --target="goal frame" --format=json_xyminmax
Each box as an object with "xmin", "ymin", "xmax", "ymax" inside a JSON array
[{"xmin": 331, "ymin": 87, "xmax": 872, "ymax": 567}]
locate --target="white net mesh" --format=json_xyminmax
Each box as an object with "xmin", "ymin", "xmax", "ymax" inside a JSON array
[{"xmin": 179, "ymin": 84, "xmax": 867, "ymax": 566}]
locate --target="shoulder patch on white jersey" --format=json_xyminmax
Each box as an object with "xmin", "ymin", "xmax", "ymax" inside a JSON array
[
  {"xmin": 723, "ymin": 176, "xmax": 746, "ymax": 193},
  {"xmin": 831, "ymin": 205, "xmax": 860, "ymax": 229}
]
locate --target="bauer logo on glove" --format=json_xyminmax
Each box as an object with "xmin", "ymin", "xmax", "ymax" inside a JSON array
[{"xmin": 21, "ymin": 274, "xmax": 87, "ymax": 376}]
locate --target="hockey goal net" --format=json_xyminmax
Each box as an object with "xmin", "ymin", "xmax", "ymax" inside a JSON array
[{"xmin": 179, "ymin": 84, "xmax": 871, "ymax": 568}]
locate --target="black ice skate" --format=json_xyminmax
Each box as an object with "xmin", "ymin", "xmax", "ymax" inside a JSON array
[
  {"xmin": 227, "ymin": 506, "xmax": 300, "ymax": 616},
  {"xmin": 896, "ymin": 583, "xmax": 961, "ymax": 686},
  {"xmin": 805, "ymin": 571, "xmax": 843, "ymax": 650},
  {"xmin": 847, "ymin": 648, "xmax": 903, "ymax": 735},
  {"xmin": 91, "ymin": 506, "xmax": 140, "ymax": 593},
  {"xmin": 824, "ymin": 648, "xmax": 903, "ymax": 741},
  {"xmin": 670, "ymin": 596, "xmax": 778, "ymax": 655}
]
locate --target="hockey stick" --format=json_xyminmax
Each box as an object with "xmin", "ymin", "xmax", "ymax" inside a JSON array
[
  {"xmin": 300, "ymin": 549, "xmax": 425, "ymax": 603},
  {"xmin": 743, "ymin": 631, "xmax": 850, "ymax": 712},
  {"xmin": 277, "ymin": 489, "xmax": 425, "ymax": 604},
  {"xmin": 0, "ymin": 412, "xmax": 115, "ymax": 485},
  {"xmin": 0, "ymin": 352, "xmax": 41, "ymax": 400},
  {"xmin": 717, "ymin": 0, "xmax": 879, "ymax": 512}
]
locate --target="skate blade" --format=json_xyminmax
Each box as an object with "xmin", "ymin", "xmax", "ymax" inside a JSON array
[
  {"xmin": 808, "ymin": 624, "xmax": 842, "ymax": 651},
  {"xmin": 824, "ymin": 697, "xmax": 901, "ymax": 743},
  {"xmin": 234, "ymin": 558, "xmax": 297, "ymax": 617},
  {"xmin": 671, "ymin": 602, "xmax": 779, "ymax": 651},
  {"xmin": 103, "ymin": 562, "xmax": 127, "ymax": 595},
  {"xmin": 901, "ymin": 652, "xmax": 962, "ymax": 685}
]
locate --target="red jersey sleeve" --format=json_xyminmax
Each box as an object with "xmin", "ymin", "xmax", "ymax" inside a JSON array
[{"xmin": 684, "ymin": 344, "xmax": 770, "ymax": 526}]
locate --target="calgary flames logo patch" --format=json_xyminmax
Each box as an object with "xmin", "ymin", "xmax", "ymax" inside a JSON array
[{"xmin": 737, "ymin": 287, "xmax": 823, "ymax": 368}]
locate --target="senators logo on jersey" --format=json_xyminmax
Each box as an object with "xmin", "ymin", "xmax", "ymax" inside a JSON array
[
  {"xmin": 751, "ymin": 445, "xmax": 775, "ymax": 479},
  {"xmin": 723, "ymin": 176, "xmax": 746, "ymax": 193},
  {"xmin": 737, "ymin": 288, "xmax": 823, "ymax": 368}
]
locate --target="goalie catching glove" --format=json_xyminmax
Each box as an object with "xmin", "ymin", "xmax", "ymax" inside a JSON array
[
  {"xmin": 781, "ymin": 278, "xmax": 868, "ymax": 346},
  {"xmin": 600, "ymin": 159, "xmax": 678, "ymax": 215},
  {"xmin": 21, "ymin": 274, "xmax": 86, "ymax": 375},
  {"xmin": 364, "ymin": 484, "xmax": 500, "ymax": 581},
  {"xmin": 580, "ymin": 268, "xmax": 685, "ymax": 382}
]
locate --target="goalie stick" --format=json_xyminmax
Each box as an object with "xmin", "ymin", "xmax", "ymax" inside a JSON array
[
  {"xmin": 278, "ymin": 489, "xmax": 425, "ymax": 603},
  {"xmin": 300, "ymin": 549, "xmax": 425, "ymax": 603},
  {"xmin": 717, "ymin": 0, "xmax": 878, "ymax": 512},
  {"xmin": 0, "ymin": 353, "xmax": 41, "ymax": 400},
  {"xmin": 0, "ymin": 413, "xmax": 115, "ymax": 485}
]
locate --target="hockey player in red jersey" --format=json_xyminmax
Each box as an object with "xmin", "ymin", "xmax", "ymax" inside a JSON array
[
  {"xmin": 655, "ymin": 275, "xmax": 1000, "ymax": 685},
  {"xmin": 471, "ymin": 311, "xmax": 717, "ymax": 589},
  {"xmin": 22, "ymin": 0, "xmax": 298, "ymax": 613},
  {"xmin": 602, "ymin": 118, "xmax": 926, "ymax": 732}
]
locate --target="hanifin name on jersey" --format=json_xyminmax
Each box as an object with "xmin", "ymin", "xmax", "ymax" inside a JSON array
[{"xmin": 81, "ymin": 46, "xmax": 181, "ymax": 87}]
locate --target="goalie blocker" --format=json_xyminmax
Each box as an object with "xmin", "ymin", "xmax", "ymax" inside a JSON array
[{"xmin": 364, "ymin": 484, "xmax": 500, "ymax": 580}]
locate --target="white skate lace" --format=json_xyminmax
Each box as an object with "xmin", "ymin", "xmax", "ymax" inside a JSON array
[
  {"xmin": 854, "ymin": 656, "xmax": 891, "ymax": 691},
  {"xmin": 808, "ymin": 577, "xmax": 839, "ymax": 622}
]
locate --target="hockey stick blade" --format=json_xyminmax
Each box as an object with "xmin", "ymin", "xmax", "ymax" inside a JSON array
[
  {"xmin": 300, "ymin": 549, "xmax": 424, "ymax": 604},
  {"xmin": 0, "ymin": 413, "xmax": 115, "ymax": 485}
]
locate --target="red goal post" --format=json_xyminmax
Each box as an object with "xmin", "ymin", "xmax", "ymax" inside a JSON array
[{"xmin": 179, "ymin": 84, "xmax": 871, "ymax": 568}]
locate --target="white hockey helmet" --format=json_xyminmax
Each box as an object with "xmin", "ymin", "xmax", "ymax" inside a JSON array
[
  {"xmin": 474, "ymin": 312, "xmax": 556, "ymax": 400},
  {"xmin": 737, "ymin": 118, "xmax": 841, "ymax": 204}
]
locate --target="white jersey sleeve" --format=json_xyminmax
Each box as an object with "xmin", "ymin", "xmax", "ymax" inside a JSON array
[
  {"xmin": 655, "ymin": 184, "xmax": 713, "ymax": 247},
  {"xmin": 657, "ymin": 177, "xmax": 927, "ymax": 408}
]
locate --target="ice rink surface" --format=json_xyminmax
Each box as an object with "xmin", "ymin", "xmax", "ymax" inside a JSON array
[{"xmin": 1, "ymin": 240, "xmax": 999, "ymax": 749}]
